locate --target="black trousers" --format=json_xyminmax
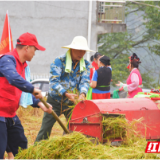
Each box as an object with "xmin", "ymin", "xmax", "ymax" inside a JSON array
[
  {"xmin": 35, "ymin": 94, "xmax": 72, "ymax": 142},
  {"xmin": 0, "ymin": 115, "xmax": 27, "ymax": 158}
]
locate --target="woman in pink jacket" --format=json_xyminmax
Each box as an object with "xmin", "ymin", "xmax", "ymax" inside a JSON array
[{"xmin": 116, "ymin": 53, "xmax": 142, "ymax": 98}]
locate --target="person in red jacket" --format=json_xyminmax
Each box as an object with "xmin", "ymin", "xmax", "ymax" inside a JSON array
[
  {"xmin": 90, "ymin": 52, "xmax": 102, "ymax": 81},
  {"xmin": 0, "ymin": 32, "xmax": 52, "ymax": 159}
]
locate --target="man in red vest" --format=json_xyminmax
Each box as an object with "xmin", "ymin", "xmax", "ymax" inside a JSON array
[{"xmin": 0, "ymin": 32, "xmax": 52, "ymax": 159}]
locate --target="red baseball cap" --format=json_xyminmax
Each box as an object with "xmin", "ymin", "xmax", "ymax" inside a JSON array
[{"xmin": 17, "ymin": 32, "xmax": 46, "ymax": 51}]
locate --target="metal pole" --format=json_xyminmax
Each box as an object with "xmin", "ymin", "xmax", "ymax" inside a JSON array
[
  {"xmin": 40, "ymin": 98, "xmax": 70, "ymax": 134},
  {"xmin": 87, "ymin": 0, "xmax": 92, "ymax": 61}
]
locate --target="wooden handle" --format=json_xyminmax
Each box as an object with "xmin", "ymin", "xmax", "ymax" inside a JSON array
[{"xmin": 40, "ymin": 98, "xmax": 70, "ymax": 134}]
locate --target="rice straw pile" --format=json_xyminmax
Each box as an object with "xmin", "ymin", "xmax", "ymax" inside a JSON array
[{"xmin": 15, "ymin": 131, "xmax": 157, "ymax": 159}]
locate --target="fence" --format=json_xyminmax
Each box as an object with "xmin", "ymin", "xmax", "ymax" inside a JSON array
[{"xmin": 30, "ymin": 73, "xmax": 50, "ymax": 81}]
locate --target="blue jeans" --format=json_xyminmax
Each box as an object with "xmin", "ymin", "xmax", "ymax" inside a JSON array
[{"xmin": 0, "ymin": 115, "xmax": 27, "ymax": 158}]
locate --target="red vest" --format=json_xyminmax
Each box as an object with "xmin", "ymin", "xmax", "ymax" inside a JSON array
[
  {"xmin": 0, "ymin": 49, "xmax": 27, "ymax": 117},
  {"xmin": 90, "ymin": 61, "xmax": 99, "ymax": 81},
  {"xmin": 126, "ymin": 68, "xmax": 142, "ymax": 98}
]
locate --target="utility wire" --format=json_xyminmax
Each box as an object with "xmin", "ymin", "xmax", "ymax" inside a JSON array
[{"xmin": 128, "ymin": 0, "xmax": 160, "ymax": 10}]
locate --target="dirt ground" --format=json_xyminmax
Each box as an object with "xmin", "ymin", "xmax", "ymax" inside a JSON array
[{"xmin": 17, "ymin": 106, "xmax": 67, "ymax": 147}]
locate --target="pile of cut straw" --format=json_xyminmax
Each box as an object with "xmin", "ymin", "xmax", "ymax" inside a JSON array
[{"xmin": 15, "ymin": 131, "xmax": 157, "ymax": 159}]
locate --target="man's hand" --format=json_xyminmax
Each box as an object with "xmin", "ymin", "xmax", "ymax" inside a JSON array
[
  {"xmin": 32, "ymin": 88, "xmax": 43, "ymax": 99},
  {"xmin": 65, "ymin": 92, "xmax": 78, "ymax": 103},
  {"xmin": 38, "ymin": 102, "xmax": 53, "ymax": 114},
  {"xmin": 78, "ymin": 93, "xmax": 86, "ymax": 101}
]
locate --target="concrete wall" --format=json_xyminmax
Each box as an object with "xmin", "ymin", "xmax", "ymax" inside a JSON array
[
  {"xmin": 0, "ymin": 1, "xmax": 126, "ymax": 76},
  {"xmin": 96, "ymin": 23, "xmax": 126, "ymax": 34},
  {"xmin": 0, "ymin": 1, "xmax": 98, "ymax": 75}
]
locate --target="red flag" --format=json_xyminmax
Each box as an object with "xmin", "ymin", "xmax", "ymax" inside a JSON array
[{"xmin": 0, "ymin": 11, "xmax": 14, "ymax": 55}]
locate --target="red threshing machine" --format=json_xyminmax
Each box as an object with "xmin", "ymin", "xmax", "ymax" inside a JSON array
[{"xmin": 69, "ymin": 97, "xmax": 160, "ymax": 143}]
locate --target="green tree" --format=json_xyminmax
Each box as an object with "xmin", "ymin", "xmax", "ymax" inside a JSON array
[{"xmin": 98, "ymin": 1, "xmax": 160, "ymax": 89}]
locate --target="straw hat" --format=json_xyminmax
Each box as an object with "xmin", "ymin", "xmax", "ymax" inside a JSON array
[{"xmin": 62, "ymin": 36, "xmax": 95, "ymax": 52}]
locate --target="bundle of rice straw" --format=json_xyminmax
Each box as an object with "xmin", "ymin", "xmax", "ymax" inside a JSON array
[
  {"xmin": 102, "ymin": 115, "xmax": 145, "ymax": 146},
  {"xmin": 102, "ymin": 115, "xmax": 126, "ymax": 141}
]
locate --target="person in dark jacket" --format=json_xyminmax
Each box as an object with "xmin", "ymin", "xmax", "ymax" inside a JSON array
[
  {"xmin": 90, "ymin": 55, "xmax": 112, "ymax": 99},
  {"xmin": 0, "ymin": 32, "xmax": 52, "ymax": 159}
]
